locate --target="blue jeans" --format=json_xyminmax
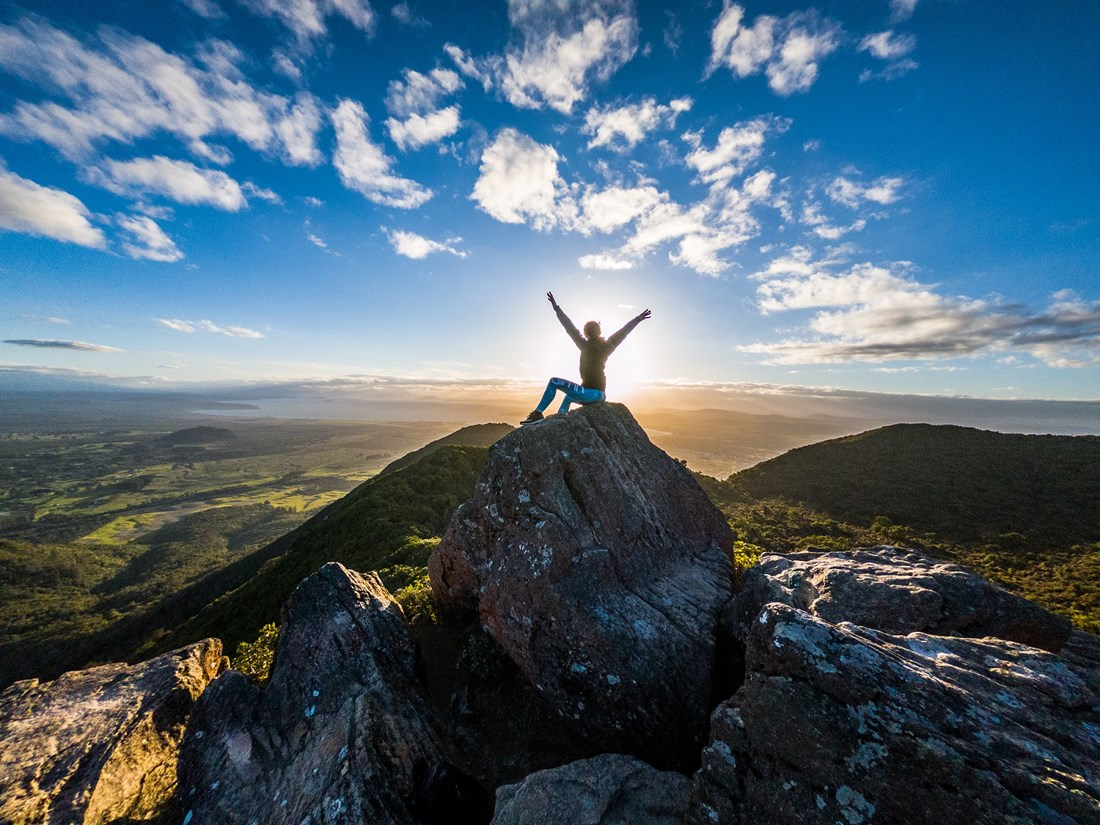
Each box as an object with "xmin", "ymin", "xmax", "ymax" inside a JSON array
[{"xmin": 536, "ymin": 377, "xmax": 606, "ymax": 413}]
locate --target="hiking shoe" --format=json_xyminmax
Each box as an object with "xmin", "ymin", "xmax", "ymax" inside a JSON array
[{"xmin": 520, "ymin": 410, "xmax": 544, "ymax": 425}]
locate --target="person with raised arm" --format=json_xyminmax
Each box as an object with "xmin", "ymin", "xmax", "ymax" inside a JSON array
[{"xmin": 521, "ymin": 292, "xmax": 651, "ymax": 424}]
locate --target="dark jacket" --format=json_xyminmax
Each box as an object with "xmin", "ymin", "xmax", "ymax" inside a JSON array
[{"xmin": 555, "ymin": 307, "xmax": 642, "ymax": 392}]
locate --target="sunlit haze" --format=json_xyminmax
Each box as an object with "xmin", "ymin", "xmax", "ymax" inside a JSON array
[{"xmin": 2, "ymin": 0, "xmax": 1097, "ymax": 408}]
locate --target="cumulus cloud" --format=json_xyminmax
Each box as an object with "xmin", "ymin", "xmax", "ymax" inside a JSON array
[
  {"xmin": 579, "ymin": 185, "xmax": 664, "ymax": 234},
  {"xmin": 470, "ymin": 128, "xmax": 574, "ymax": 229},
  {"xmin": 387, "ymin": 107, "xmax": 461, "ymax": 150},
  {"xmin": 0, "ymin": 18, "xmax": 324, "ymax": 165},
  {"xmin": 93, "ymin": 156, "xmax": 252, "ymax": 210},
  {"xmin": 827, "ymin": 174, "xmax": 905, "ymax": 208},
  {"xmin": 743, "ymin": 248, "xmax": 1100, "ymax": 366},
  {"xmin": 240, "ymin": 0, "xmax": 375, "ymax": 45},
  {"xmin": 156, "ymin": 318, "xmax": 264, "ymax": 337},
  {"xmin": 385, "ymin": 228, "xmax": 466, "ymax": 259},
  {"xmin": 583, "ymin": 96, "xmax": 692, "ymax": 151},
  {"xmin": 447, "ymin": 0, "xmax": 638, "ymax": 114},
  {"xmin": 683, "ymin": 116, "xmax": 790, "ymax": 187},
  {"xmin": 801, "ymin": 201, "xmax": 866, "ymax": 239},
  {"xmin": 0, "ymin": 167, "xmax": 106, "ymax": 248},
  {"xmin": 331, "ymin": 99, "xmax": 432, "ymax": 208},
  {"xmin": 117, "ymin": 214, "xmax": 184, "ymax": 261},
  {"xmin": 579, "ymin": 252, "xmax": 635, "ymax": 270},
  {"xmin": 707, "ymin": 3, "xmax": 841, "ymax": 95},
  {"xmin": 4, "ymin": 338, "xmax": 120, "ymax": 351},
  {"xmin": 384, "ymin": 69, "xmax": 463, "ymax": 150}
]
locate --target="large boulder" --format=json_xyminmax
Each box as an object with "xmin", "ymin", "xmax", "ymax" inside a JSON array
[
  {"xmin": 429, "ymin": 403, "xmax": 735, "ymax": 767},
  {"xmin": 0, "ymin": 639, "xmax": 223, "ymax": 825},
  {"xmin": 492, "ymin": 753, "xmax": 690, "ymax": 825},
  {"xmin": 178, "ymin": 563, "xmax": 487, "ymax": 824},
  {"xmin": 691, "ymin": 588, "xmax": 1100, "ymax": 823},
  {"xmin": 727, "ymin": 546, "xmax": 1073, "ymax": 651}
]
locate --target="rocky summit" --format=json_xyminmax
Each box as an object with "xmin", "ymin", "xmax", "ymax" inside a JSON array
[{"xmin": 429, "ymin": 402, "xmax": 736, "ymax": 767}]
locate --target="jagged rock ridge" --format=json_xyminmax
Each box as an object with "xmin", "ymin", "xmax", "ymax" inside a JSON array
[{"xmin": 429, "ymin": 402, "xmax": 736, "ymax": 767}]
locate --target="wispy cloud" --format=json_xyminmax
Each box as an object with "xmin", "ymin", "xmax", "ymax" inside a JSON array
[
  {"xmin": 91, "ymin": 156, "xmax": 254, "ymax": 211},
  {"xmin": 331, "ymin": 99, "xmax": 432, "ymax": 207},
  {"xmin": 117, "ymin": 214, "xmax": 184, "ymax": 261},
  {"xmin": 889, "ymin": 0, "xmax": 919, "ymax": 24},
  {"xmin": 239, "ymin": 0, "xmax": 375, "ymax": 46},
  {"xmin": 826, "ymin": 174, "xmax": 905, "ymax": 208},
  {"xmin": 0, "ymin": 17, "xmax": 324, "ymax": 165},
  {"xmin": 385, "ymin": 228, "xmax": 467, "ymax": 259},
  {"xmin": 155, "ymin": 318, "xmax": 264, "ymax": 338},
  {"xmin": 0, "ymin": 168, "xmax": 106, "ymax": 248},
  {"xmin": 4, "ymin": 338, "xmax": 120, "ymax": 351},
  {"xmin": 26, "ymin": 316, "xmax": 71, "ymax": 325},
  {"xmin": 707, "ymin": 3, "xmax": 841, "ymax": 96},
  {"xmin": 392, "ymin": 3, "xmax": 428, "ymax": 28},
  {"xmin": 743, "ymin": 248, "xmax": 1100, "ymax": 367},
  {"xmin": 859, "ymin": 30, "xmax": 916, "ymax": 60},
  {"xmin": 446, "ymin": 0, "xmax": 638, "ymax": 114},
  {"xmin": 683, "ymin": 116, "xmax": 790, "ymax": 187},
  {"xmin": 583, "ymin": 96, "xmax": 692, "ymax": 151}
]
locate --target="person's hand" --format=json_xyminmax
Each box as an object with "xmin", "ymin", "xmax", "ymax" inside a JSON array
[
  {"xmin": 637, "ymin": 309, "xmax": 652, "ymax": 321},
  {"xmin": 547, "ymin": 291, "xmax": 559, "ymax": 310}
]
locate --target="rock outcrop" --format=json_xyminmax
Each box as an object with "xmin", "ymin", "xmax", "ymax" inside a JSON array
[
  {"xmin": 429, "ymin": 403, "xmax": 735, "ymax": 767},
  {"xmin": 0, "ymin": 639, "xmax": 223, "ymax": 825},
  {"xmin": 727, "ymin": 546, "xmax": 1072, "ymax": 651},
  {"xmin": 690, "ymin": 548, "xmax": 1100, "ymax": 824},
  {"xmin": 491, "ymin": 753, "xmax": 690, "ymax": 825},
  {"xmin": 178, "ymin": 562, "xmax": 487, "ymax": 824}
]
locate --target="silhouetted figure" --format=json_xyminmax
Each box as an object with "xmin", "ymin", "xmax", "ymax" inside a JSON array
[{"xmin": 521, "ymin": 292, "xmax": 651, "ymax": 424}]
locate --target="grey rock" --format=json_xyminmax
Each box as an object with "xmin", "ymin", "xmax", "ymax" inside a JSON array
[
  {"xmin": 689, "ymin": 601, "xmax": 1100, "ymax": 825},
  {"xmin": 429, "ymin": 403, "xmax": 735, "ymax": 766},
  {"xmin": 178, "ymin": 563, "xmax": 484, "ymax": 824},
  {"xmin": 0, "ymin": 639, "xmax": 223, "ymax": 825},
  {"xmin": 728, "ymin": 546, "xmax": 1072, "ymax": 651},
  {"xmin": 492, "ymin": 753, "xmax": 690, "ymax": 825}
]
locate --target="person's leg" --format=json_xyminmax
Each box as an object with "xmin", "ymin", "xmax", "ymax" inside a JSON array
[
  {"xmin": 553, "ymin": 379, "xmax": 605, "ymax": 413},
  {"xmin": 535, "ymin": 377, "xmax": 566, "ymax": 413}
]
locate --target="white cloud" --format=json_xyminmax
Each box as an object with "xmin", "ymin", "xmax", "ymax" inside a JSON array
[
  {"xmin": 180, "ymin": 0, "xmax": 226, "ymax": 19},
  {"xmin": 386, "ymin": 68, "xmax": 463, "ymax": 117},
  {"xmin": 801, "ymin": 201, "xmax": 866, "ymax": 239},
  {"xmin": 583, "ymin": 96, "xmax": 692, "ymax": 151},
  {"xmin": 240, "ymin": 0, "xmax": 375, "ymax": 45},
  {"xmin": 0, "ymin": 167, "xmax": 106, "ymax": 248},
  {"xmin": 276, "ymin": 95, "xmax": 324, "ymax": 166},
  {"xmin": 579, "ymin": 185, "xmax": 663, "ymax": 234},
  {"xmin": 707, "ymin": 3, "xmax": 841, "ymax": 95},
  {"xmin": 157, "ymin": 317, "xmax": 264, "ymax": 337},
  {"xmin": 447, "ymin": 0, "xmax": 638, "ymax": 114},
  {"xmin": 307, "ymin": 232, "xmax": 328, "ymax": 249},
  {"xmin": 93, "ymin": 156, "xmax": 249, "ymax": 210},
  {"xmin": 683, "ymin": 116, "xmax": 790, "ymax": 187},
  {"xmin": 579, "ymin": 253, "xmax": 634, "ymax": 270},
  {"xmin": 156, "ymin": 318, "xmax": 197, "ymax": 332},
  {"xmin": 117, "ymin": 214, "xmax": 184, "ymax": 261},
  {"xmin": 890, "ymin": 0, "xmax": 919, "ymax": 23},
  {"xmin": 859, "ymin": 30, "xmax": 916, "ymax": 60},
  {"xmin": 385, "ymin": 228, "xmax": 466, "ymax": 259},
  {"xmin": 470, "ymin": 128, "xmax": 574, "ymax": 229},
  {"xmin": 859, "ymin": 58, "xmax": 918, "ymax": 83},
  {"xmin": 744, "ymin": 249, "xmax": 1100, "ymax": 366},
  {"xmin": 826, "ymin": 174, "xmax": 905, "ymax": 208},
  {"xmin": 0, "ymin": 18, "xmax": 324, "ymax": 165},
  {"xmin": 386, "ymin": 106, "xmax": 461, "ymax": 150},
  {"xmin": 331, "ymin": 99, "xmax": 432, "ymax": 208}
]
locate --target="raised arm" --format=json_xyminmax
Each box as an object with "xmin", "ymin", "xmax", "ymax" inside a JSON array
[
  {"xmin": 606, "ymin": 308, "xmax": 651, "ymax": 351},
  {"xmin": 547, "ymin": 291, "xmax": 585, "ymax": 349}
]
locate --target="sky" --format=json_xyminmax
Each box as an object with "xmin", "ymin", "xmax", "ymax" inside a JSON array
[{"xmin": 1, "ymin": 0, "xmax": 1098, "ymax": 405}]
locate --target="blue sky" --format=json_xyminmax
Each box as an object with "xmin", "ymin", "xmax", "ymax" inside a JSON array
[{"xmin": 1, "ymin": 0, "xmax": 1097, "ymax": 403}]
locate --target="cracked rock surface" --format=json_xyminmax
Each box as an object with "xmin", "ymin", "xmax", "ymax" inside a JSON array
[
  {"xmin": 0, "ymin": 639, "xmax": 223, "ymax": 825},
  {"xmin": 491, "ymin": 753, "xmax": 690, "ymax": 825},
  {"xmin": 691, "ymin": 548, "xmax": 1100, "ymax": 825},
  {"xmin": 178, "ymin": 563, "xmax": 485, "ymax": 824},
  {"xmin": 429, "ymin": 402, "xmax": 735, "ymax": 767}
]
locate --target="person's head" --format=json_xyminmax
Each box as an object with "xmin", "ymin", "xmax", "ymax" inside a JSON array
[{"xmin": 583, "ymin": 320, "xmax": 602, "ymax": 340}]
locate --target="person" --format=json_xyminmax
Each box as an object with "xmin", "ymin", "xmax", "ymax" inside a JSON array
[{"xmin": 521, "ymin": 292, "xmax": 651, "ymax": 424}]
